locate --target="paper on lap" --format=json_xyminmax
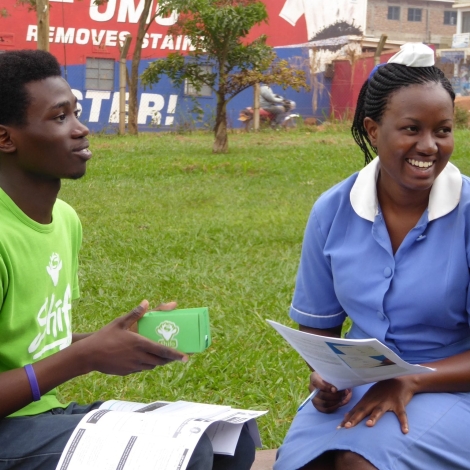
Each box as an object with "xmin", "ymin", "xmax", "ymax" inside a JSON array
[
  {"xmin": 267, "ymin": 320, "xmax": 434, "ymax": 390},
  {"xmin": 55, "ymin": 400, "xmax": 267, "ymax": 470}
]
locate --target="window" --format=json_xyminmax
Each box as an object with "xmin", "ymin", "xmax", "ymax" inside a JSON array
[
  {"xmin": 387, "ymin": 6, "xmax": 400, "ymax": 21},
  {"xmin": 184, "ymin": 66, "xmax": 212, "ymax": 97},
  {"xmin": 408, "ymin": 8, "xmax": 422, "ymax": 22},
  {"xmin": 463, "ymin": 11, "xmax": 470, "ymax": 32},
  {"xmin": 85, "ymin": 58, "xmax": 114, "ymax": 91},
  {"xmin": 444, "ymin": 11, "xmax": 457, "ymax": 25}
]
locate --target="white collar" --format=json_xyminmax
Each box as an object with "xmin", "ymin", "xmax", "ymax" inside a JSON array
[{"xmin": 350, "ymin": 157, "xmax": 462, "ymax": 222}]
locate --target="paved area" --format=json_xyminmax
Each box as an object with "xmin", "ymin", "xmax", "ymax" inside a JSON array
[{"xmin": 251, "ymin": 449, "xmax": 277, "ymax": 470}]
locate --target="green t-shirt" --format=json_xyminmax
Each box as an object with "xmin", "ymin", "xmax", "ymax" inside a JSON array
[{"xmin": 0, "ymin": 189, "xmax": 82, "ymax": 417}]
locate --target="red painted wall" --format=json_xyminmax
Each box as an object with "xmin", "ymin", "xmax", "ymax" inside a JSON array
[
  {"xmin": 330, "ymin": 45, "xmax": 437, "ymax": 119},
  {"xmin": 0, "ymin": 0, "xmax": 310, "ymax": 66},
  {"xmin": 330, "ymin": 50, "xmax": 397, "ymax": 120}
]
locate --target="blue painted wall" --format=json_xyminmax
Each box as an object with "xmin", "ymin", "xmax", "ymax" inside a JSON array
[{"xmin": 64, "ymin": 46, "xmax": 331, "ymax": 133}]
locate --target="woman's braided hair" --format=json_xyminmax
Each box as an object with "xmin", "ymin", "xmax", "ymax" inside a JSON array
[{"xmin": 351, "ymin": 63, "xmax": 455, "ymax": 165}]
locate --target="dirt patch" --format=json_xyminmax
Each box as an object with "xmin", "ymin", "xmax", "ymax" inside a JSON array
[
  {"xmin": 304, "ymin": 117, "xmax": 318, "ymax": 126},
  {"xmin": 455, "ymin": 96, "xmax": 470, "ymax": 111}
]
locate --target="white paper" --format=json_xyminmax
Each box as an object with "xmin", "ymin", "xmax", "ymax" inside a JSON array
[
  {"xmin": 267, "ymin": 320, "xmax": 434, "ymax": 390},
  {"xmin": 56, "ymin": 400, "xmax": 267, "ymax": 470}
]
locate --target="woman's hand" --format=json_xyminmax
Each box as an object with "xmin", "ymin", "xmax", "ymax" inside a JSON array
[
  {"xmin": 309, "ymin": 372, "xmax": 352, "ymax": 413},
  {"xmin": 339, "ymin": 377, "xmax": 416, "ymax": 434}
]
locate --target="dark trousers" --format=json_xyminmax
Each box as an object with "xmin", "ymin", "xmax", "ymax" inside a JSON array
[{"xmin": 0, "ymin": 402, "xmax": 255, "ymax": 469}]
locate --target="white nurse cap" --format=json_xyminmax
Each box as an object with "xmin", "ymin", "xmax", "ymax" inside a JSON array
[{"xmin": 387, "ymin": 42, "xmax": 435, "ymax": 67}]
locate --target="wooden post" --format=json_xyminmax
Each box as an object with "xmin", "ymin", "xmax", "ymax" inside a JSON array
[
  {"xmin": 119, "ymin": 35, "xmax": 132, "ymax": 136},
  {"xmin": 374, "ymin": 34, "xmax": 388, "ymax": 66},
  {"xmin": 253, "ymin": 83, "xmax": 260, "ymax": 131},
  {"xmin": 36, "ymin": 0, "xmax": 49, "ymax": 51}
]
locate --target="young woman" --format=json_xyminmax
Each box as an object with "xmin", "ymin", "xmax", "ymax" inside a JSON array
[{"xmin": 274, "ymin": 43, "xmax": 470, "ymax": 470}]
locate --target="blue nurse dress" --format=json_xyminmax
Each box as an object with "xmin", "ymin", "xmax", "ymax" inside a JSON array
[{"xmin": 274, "ymin": 158, "xmax": 470, "ymax": 470}]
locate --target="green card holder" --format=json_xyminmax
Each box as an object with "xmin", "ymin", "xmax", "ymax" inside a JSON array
[{"xmin": 138, "ymin": 307, "xmax": 211, "ymax": 353}]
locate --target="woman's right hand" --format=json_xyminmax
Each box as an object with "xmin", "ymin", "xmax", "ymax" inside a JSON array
[{"xmin": 309, "ymin": 371, "xmax": 352, "ymax": 413}]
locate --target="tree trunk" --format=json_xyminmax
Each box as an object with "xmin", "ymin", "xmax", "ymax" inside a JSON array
[
  {"xmin": 213, "ymin": 93, "xmax": 228, "ymax": 153},
  {"xmin": 36, "ymin": 0, "xmax": 49, "ymax": 51},
  {"xmin": 128, "ymin": 0, "xmax": 153, "ymax": 135}
]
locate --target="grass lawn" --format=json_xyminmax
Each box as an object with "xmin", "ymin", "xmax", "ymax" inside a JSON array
[{"xmin": 57, "ymin": 125, "xmax": 470, "ymax": 449}]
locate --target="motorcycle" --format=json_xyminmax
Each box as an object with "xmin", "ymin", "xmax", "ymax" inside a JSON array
[{"xmin": 238, "ymin": 99, "xmax": 299, "ymax": 130}]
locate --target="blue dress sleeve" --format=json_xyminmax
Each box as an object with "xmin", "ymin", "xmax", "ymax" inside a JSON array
[{"xmin": 290, "ymin": 205, "xmax": 346, "ymax": 329}]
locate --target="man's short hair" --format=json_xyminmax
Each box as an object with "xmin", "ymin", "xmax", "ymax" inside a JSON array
[{"xmin": 0, "ymin": 50, "xmax": 62, "ymax": 127}]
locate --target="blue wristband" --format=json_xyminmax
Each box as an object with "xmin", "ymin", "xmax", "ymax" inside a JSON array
[{"xmin": 24, "ymin": 364, "xmax": 41, "ymax": 402}]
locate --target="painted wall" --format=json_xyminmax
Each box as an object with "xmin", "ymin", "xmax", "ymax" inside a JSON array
[
  {"xmin": 330, "ymin": 50, "xmax": 396, "ymax": 120},
  {"xmin": 0, "ymin": 0, "xmax": 366, "ymax": 131}
]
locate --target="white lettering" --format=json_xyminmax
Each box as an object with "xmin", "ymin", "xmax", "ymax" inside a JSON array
[
  {"xmin": 71, "ymin": 89, "xmax": 83, "ymax": 116},
  {"xmin": 62, "ymin": 286, "xmax": 72, "ymax": 334},
  {"xmin": 48, "ymin": 299, "xmax": 61, "ymax": 336},
  {"xmin": 167, "ymin": 94, "xmax": 178, "ymax": 114},
  {"xmin": 88, "ymin": 0, "xmax": 178, "ymax": 25},
  {"xmin": 28, "ymin": 286, "xmax": 73, "ymax": 360},
  {"xmin": 55, "ymin": 27, "xmax": 75, "ymax": 44},
  {"xmin": 138, "ymin": 93, "xmax": 164, "ymax": 125},
  {"xmin": 109, "ymin": 92, "xmax": 128, "ymax": 123},
  {"xmin": 174, "ymin": 35, "xmax": 182, "ymax": 50},
  {"xmin": 76, "ymin": 28, "xmax": 90, "ymax": 45},
  {"xmin": 165, "ymin": 94, "xmax": 178, "ymax": 125},
  {"xmin": 26, "ymin": 25, "xmax": 38, "ymax": 42},
  {"xmin": 118, "ymin": 30, "xmax": 131, "ymax": 45},
  {"xmin": 86, "ymin": 91, "xmax": 111, "ymax": 123},
  {"xmin": 150, "ymin": 33, "xmax": 162, "ymax": 48},
  {"xmin": 155, "ymin": 10, "xmax": 178, "ymax": 26},
  {"xmin": 105, "ymin": 29, "xmax": 118, "ymax": 46},
  {"xmin": 142, "ymin": 32, "xmax": 149, "ymax": 48},
  {"xmin": 182, "ymin": 36, "xmax": 194, "ymax": 51},
  {"xmin": 25, "ymin": 25, "xmax": 194, "ymax": 51},
  {"xmin": 91, "ymin": 29, "xmax": 107, "ymax": 46},
  {"xmin": 39, "ymin": 294, "xmax": 52, "ymax": 328},
  {"xmin": 89, "ymin": 0, "xmax": 116, "ymax": 22},
  {"xmin": 117, "ymin": 0, "xmax": 154, "ymax": 24},
  {"xmin": 161, "ymin": 34, "xmax": 174, "ymax": 50}
]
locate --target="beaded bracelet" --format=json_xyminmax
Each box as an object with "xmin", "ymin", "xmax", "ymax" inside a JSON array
[{"xmin": 24, "ymin": 364, "xmax": 41, "ymax": 402}]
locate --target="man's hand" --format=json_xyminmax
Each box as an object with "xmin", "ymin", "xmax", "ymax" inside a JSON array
[
  {"xmin": 78, "ymin": 300, "xmax": 188, "ymax": 376},
  {"xmin": 127, "ymin": 300, "xmax": 177, "ymax": 333}
]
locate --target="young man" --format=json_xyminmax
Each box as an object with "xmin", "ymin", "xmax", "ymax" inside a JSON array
[{"xmin": 0, "ymin": 50, "xmax": 255, "ymax": 470}]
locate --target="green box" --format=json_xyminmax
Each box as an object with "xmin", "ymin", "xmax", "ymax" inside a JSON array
[{"xmin": 138, "ymin": 307, "xmax": 211, "ymax": 353}]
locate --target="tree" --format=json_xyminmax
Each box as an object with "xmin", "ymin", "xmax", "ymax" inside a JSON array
[
  {"xmin": 93, "ymin": 0, "xmax": 153, "ymax": 135},
  {"xmin": 16, "ymin": 0, "xmax": 160, "ymax": 135},
  {"xmin": 126, "ymin": 0, "xmax": 151, "ymax": 135},
  {"xmin": 141, "ymin": 0, "xmax": 309, "ymax": 153},
  {"xmin": 16, "ymin": 0, "xmax": 49, "ymax": 51}
]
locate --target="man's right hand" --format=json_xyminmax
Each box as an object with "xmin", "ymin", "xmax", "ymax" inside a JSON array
[
  {"xmin": 0, "ymin": 300, "xmax": 188, "ymax": 419},
  {"xmin": 78, "ymin": 300, "xmax": 188, "ymax": 376}
]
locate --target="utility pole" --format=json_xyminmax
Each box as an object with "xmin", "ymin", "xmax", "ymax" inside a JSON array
[
  {"xmin": 253, "ymin": 83, "xmax": 260, "ymax": 131},
  {"xmin": 374, "ymin": 34, "xmax": 388, "ymax": 65},
  {"xmin": 36, "ymin": 0, "xmax": 49, "ymax": 51},
  {"xmin": 118, "ymin": 35, "xmax": 132, "ymax": 135}
]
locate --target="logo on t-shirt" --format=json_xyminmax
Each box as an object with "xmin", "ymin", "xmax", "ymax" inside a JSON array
[
  {"xmin": 27, "ymin": 252, "xmax": 71, "ymax": 360},
  {"xmin": 46, "ymin": 252, "xmax": 62, "ymax": 287}
]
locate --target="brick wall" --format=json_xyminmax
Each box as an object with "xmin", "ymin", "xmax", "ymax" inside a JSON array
[{"xmin": 366, "ymin": 0, "xmax": 456, "ymax": 48}]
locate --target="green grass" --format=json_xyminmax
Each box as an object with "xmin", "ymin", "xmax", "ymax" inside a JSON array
[{"xmin": 57, "ymin": 126, "xmax": 470, "ymax": 449}]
